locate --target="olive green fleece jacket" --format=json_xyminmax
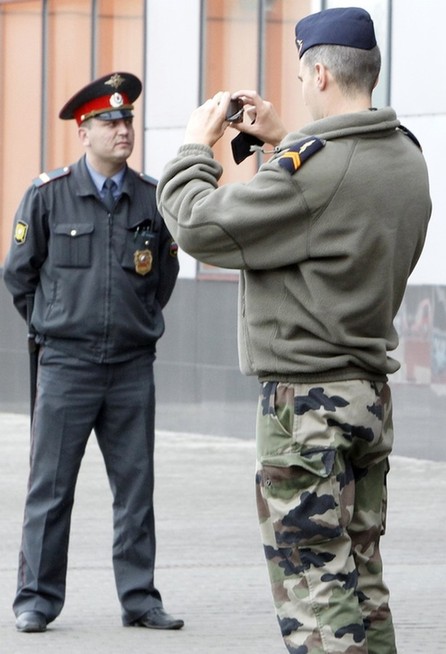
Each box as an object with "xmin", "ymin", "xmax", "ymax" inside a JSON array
[{"xmin": 157, "ymin": 108, "xmax": 431, "ymax": 382}]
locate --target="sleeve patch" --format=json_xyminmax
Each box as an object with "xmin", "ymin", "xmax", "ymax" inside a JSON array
[
  {"xmin": 278, "ymin": 136, "xmax": 325, "ymax": 174},
  {"xmin": 170, "ymin": 241, "xmax": 178, "ymax": 257},
  {"xmin": 14, "ymin": 220, "xmax": 29, "ymax": 244}
]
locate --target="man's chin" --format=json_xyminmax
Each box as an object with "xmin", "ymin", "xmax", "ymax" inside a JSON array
[
  {"xmin": 116, "ymin": 143, "xmax": 133, "ymax": 154},
  {"xmin": 113, "ymin": 148, "xmax": 133, "ymax": 162}
]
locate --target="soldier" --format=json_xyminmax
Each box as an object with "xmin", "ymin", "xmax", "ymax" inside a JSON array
[
  {"xmin": 156, "ymin": 8, "xmax": 431, "ymax": 654},
  {"xmin": 4, "ymin": 72, "xmax": 183, "ymax": 633}
]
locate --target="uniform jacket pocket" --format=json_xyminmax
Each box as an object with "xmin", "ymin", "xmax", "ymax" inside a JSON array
[{"xmin": 53, "ymin": 223, "xmax": 94, "ymax": 267}]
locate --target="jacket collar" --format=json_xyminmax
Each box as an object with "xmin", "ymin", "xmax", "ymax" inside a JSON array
[
  {"xmin": 71, "ymin": 156, "xmax": 150, "ymax": 230},
  {"xmin": 73, "ymin": 155, "xmax": 135, "ymax": 199}
]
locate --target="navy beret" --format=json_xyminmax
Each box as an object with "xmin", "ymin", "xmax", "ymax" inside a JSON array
[{"xmin": 295, "ymin": 7, "xmax": 377, "ymax": 59}]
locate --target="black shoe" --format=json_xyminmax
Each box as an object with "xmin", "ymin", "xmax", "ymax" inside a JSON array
[
  {"xmin": 131, "ymin": 607, "xmax": 184, "ymax": 630},
  {"xmin": 15, "ymin": 611, "xmax": 47, "ymax": 633}
]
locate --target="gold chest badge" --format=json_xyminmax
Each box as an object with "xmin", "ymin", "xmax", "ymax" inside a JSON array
[{"xmin": 134, "ymin": 249, "xmax": 153, "ymax": 275}]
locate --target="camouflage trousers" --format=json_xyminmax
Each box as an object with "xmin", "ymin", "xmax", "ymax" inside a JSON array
[{"xmin": 256, "ymin": 380, "xmax": 396, "ymax": 654}]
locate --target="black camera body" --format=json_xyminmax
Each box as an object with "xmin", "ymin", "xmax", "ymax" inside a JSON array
[{"xmin": 226, "ymin": 98, "xmax": 244, "ymax": 123}]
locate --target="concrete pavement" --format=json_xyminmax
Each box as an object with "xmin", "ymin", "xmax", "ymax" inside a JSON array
[{"xmin": 0, "ymin": 412, "xmax": 445, "ymax": 654}]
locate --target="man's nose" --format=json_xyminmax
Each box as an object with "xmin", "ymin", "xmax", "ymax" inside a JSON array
[{"xmin": 117, "ymin": 119, "xmax": 130, "ymax": 131}]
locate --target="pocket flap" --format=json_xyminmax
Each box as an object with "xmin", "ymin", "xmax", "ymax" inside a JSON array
[
  {"xmin": 261, "ymin": 447, "xmax": 336, "ymax": 477},
  {"xmin": 54, "ymin": 223, "xmax": 94, "ymax": 237}
]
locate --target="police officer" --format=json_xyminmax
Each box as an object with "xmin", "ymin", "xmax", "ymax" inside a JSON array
[
  {"xmin": 4, "ymin": 72, "xmax": 183, "ymax": 633},
  {"xmin": 156, "ymin": 8, "xmax": 431, "ymax": 654}
]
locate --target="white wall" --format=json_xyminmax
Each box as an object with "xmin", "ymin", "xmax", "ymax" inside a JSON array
[
  {"xmin": 391, "ymin": 0, "xmax": 446, "ymax": 285},
  {"xmin": 144, "ymin": 0, "xmax": 201, "ymax": 278}
]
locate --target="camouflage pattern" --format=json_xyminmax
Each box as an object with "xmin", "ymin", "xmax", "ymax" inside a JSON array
[{"xmin": 256, "ymin": 380, "xmax": 396, "ymax": 654}]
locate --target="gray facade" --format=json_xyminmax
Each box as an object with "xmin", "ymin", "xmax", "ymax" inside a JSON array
[
  {"xmin": 0, "ymin": 275, "xmax": 258, "ymax": 428},
  {"xmin": 1, "ymin": 274, "xmax": 445, "ymax": 461}
]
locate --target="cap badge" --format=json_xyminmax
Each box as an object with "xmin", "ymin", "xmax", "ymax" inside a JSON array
[
  {"xmin": 105, "ymin": 73, "xmax": 125, "ymax": 90},
  {"xmin": 296, "ymin": 39, "xmax": 303, "ymax": 55},
  {"xmin": 109, "ymin": 92, "xmax": 124, "ymax": 108}
]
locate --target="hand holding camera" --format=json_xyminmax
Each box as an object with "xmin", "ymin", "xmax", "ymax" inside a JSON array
[
  {"xmin": 225, "ymin": 98, "xmax": 244, "ymax": 123},
  {"xmin": 228, "ymin": 91, "xmax": 287, "ymax": 147}
]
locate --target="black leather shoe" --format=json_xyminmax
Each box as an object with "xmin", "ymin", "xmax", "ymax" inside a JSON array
[
  {"xmin": 131, "ymin": 607, "xmax": 184, "ymax": 630},
  {"xmin": 15, "ymin": 611, "xmax": 47, "ymax": 633}
]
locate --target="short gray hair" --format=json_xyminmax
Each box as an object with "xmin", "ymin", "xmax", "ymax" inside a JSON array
[{"xmin": 302, "ymin": 44, "xmax": 381, "ymax": 96}]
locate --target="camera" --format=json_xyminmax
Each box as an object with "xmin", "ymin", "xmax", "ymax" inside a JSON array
[{"xmin": 226, "ymin": 98, "xmax": 244, "ymax": 123}]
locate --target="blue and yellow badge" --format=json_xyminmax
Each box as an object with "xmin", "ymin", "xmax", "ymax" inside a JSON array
[
  {"xmin": 278, "ymin": 136, "xmax": 325, "ymax": 174},
  {"xmin": 14, "ymin": 221, "xmax": 29, "ymax": 244}
]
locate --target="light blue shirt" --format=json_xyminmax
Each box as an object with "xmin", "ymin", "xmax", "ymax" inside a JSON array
[{"xmin": 85, "ymin": 157, "xmax": 126, "ymax": 201}]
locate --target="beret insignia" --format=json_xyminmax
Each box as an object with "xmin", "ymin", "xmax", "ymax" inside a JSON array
[{"xmin": 277, "ymin": 136, "xmax": 325, "ymax": 174}]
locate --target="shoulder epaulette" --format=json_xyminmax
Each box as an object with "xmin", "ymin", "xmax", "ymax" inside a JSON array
[
  {"xmin": 139, "ymin": 172, "xmax": 158, "ymax": 187},
  {"xmin": 398, "ymin": 125, "xmax": 422, "ymax": 151},
  {"xmin": 277, "ymin": 136, "xmax": 325, "ymax": 174},
  {"xmin": 33, "ymin": 166, "xmax": 71, "ymax": 187}
]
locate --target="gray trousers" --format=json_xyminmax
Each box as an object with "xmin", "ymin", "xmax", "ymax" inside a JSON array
[{"xmin": 13, "ymin": 345, "xmax": 162, "ymax": 624}]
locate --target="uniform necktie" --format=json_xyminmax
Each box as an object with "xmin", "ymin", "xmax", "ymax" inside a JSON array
[{"xmin": 103, "ymin": 178, "xmax": 117, "ymax": 212}]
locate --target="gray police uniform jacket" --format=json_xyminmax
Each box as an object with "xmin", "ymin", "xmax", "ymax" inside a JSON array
[
  {"xmin": 157, "ymin": 108, "xmax": 431, "ymax": 382},
  {"xmin": 4, "ymin": 156, "xmax": 179, "ymax": 364}
]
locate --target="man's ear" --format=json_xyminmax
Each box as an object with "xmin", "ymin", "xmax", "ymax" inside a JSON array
[
  {"xmin": 315, "ymin": 63, "xmax": 328, "ymax": 90},
  {"xmin": 78, "ymin": 126, "xmax": 90, "ymax": 147}
]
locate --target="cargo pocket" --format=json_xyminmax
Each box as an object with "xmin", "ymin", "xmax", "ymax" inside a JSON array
[
  {"xmin": 258, "ymin": 448, "xmax": 343, "ymax": 549},
  {"xmin": 53, "ymin": 223, "xmax": 94, "ymax": 267}
]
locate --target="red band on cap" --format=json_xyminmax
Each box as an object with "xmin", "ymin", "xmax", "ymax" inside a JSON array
[{"xmin": 75, "ymin": 92, "xmax": 131, "ymax": 125}]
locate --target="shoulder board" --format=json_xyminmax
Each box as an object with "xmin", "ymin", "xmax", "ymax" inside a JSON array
[
  {"xmin": 398, "ymin": 125, "xmax": 422, "ymax": 151},
  {"xmin": 139, "ymin": 172, "xmax": 158, "ymax": 186},
  {"xmin": 277, "ymin": 136, "xmax": 325, "ymax": 174},
  {"xmin": 33, "ymin": 166, "xmax": 71, "ymax": 187}
]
